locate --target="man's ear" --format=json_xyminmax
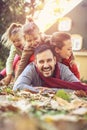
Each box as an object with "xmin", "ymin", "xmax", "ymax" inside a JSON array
[
  {"xmin": 54, "ymin": 56, "xmax": 57, "ymax": 64},
  {"xmin": 55, "ymin": 47, "xmax": 60, "ymax": 53}
]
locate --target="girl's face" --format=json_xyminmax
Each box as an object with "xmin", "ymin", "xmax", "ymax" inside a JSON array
[
  {"xmin": 24, "ymin": 30, "xmax": 41, "ymax": 47},
  {"xmin": 55, "ymin": 39, "xmax": 72, "ymax": 59},
  {"xmin": 11, "ymin": 33, "xmax": 24, "ymax": 48}
]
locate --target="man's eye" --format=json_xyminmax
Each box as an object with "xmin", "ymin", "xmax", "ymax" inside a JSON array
[
  {"xmin": 47, "ymin": 59, "xmax": 52, "ymax": 62},
  {"xmin": 39, "ymin": 61, "xmax": 44, "ymax": 64}
]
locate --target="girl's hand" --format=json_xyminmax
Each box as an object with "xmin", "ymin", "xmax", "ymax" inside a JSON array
[
  {"xmin": 74, "ymin": 90, "xmax": 87, "ymax": 97},
  {"xmin": 70, "ymin": 60, "xmax": 76, "ymax": 67},
  {"xmin": 0, "ymin": 74, "xmax": 12, "ymax": 86}
]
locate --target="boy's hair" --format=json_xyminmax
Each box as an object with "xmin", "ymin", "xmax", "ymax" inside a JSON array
[
  {"xmin": 34, "ymin": 44, "xmax": 55, "ymax": 57},
  {"xmin": 22, "ymin": 17, "xmax": 39, "ymax": 35},
  {"xmin": 51, "ymin": 32, "xmax": 71, "ymax": 49}
]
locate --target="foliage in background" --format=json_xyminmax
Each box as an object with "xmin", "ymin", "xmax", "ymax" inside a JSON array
[
  {"xmin": 0, "ymin": 0, "xmax": 26, "ymax": 70},
  {"xmin": 0, "ymin": 0, "xmax": 25, "ymax": 34},
  {"xmin": 0, "ymin": 43, "xmax": 9, "ymax": 70},
  {"xmin": 0, "ymin": 0, "xmax": 45, "ymax": 70}
]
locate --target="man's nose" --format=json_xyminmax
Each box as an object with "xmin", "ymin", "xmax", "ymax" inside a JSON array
[{"xmin": 44, "ymin": 62, "xmax": 49, "ymax": 67}]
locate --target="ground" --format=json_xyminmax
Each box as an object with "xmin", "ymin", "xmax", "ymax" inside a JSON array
[{"xmin": 0, "ymin": 85, "xmax": 87, "ymax": 130}]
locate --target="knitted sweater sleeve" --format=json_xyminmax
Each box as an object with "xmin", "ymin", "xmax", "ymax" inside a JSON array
[
  {"xmin": 6, "ymin": 45, "xmax": 17, "ymax": 75},
  {"xmin": 15, "ymin": 46, "xmax": 34, "ymax": 80}
]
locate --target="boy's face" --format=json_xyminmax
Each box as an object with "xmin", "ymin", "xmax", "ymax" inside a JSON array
[
  {"xmin": 55, "ymin": 39, "xmax": 72, "ymax": 59},
  {"xmin": 35, "ymin": 49, "xmax": 56, "ymax": 77},
  {"xmin": 24, "ymin": 30, "xmax": 41, "ymax": 47}
]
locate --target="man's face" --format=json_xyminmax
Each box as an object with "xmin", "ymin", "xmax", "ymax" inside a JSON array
[{"xmin": 35, "ymin": 49, "xmax": 56, "ymax": 77}]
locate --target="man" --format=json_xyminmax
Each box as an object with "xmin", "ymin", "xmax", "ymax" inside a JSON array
[{"xmin": 13, "ymin": 44, "xmax": 87, "ymax": 94}]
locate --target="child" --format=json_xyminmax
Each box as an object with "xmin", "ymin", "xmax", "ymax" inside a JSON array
[
  {"xmin": 0, "ymin": 23, "xmax": 25, "ymax": 85},
  {"xmin": 15, "ymin": 17, "xmax": 50, "ymax": 80},
  {"xmin": 50, "ymin": 32, "xmax": 80, "ymax": 79}
]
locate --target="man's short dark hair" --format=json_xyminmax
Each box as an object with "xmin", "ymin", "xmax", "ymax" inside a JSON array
[{"xmin": 34, "ymin": 44, "xmax": 56, "ymax": 56}]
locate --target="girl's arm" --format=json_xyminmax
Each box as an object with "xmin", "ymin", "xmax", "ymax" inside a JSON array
[{"xmin": 0, "ymin": 45, "xmax": 19, "ymax": 85}]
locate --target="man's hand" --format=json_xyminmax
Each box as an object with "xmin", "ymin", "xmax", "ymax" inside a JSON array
[{"xmin": 24, "ymin": 87, "xmax": 56, "ymax": 94}]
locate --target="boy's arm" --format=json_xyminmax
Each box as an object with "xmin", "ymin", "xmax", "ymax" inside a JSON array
[{"xmin": 15, "ymin": 46, "xmax": 34, "ymax": 80}]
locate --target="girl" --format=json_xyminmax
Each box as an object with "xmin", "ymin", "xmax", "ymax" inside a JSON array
[
  {"xmin": 50, "ymin": 32, "xmax": 80, "ymax": 79},
  {"xmin": 0, "ymin": 23, "xmax": 25, "ymax": 85}
]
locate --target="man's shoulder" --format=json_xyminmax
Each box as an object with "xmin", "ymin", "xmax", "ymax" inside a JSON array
[
  {"xmin": 22, "ymin": 62, "xmax": 36, "ymax": 75},
  {"xmin": 27, "ymin": 62, "xmax": 35, "ymax": 69},
  {"xmin": 57, "ymin": 62, "xmax": 68, "ymax": 68}
]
